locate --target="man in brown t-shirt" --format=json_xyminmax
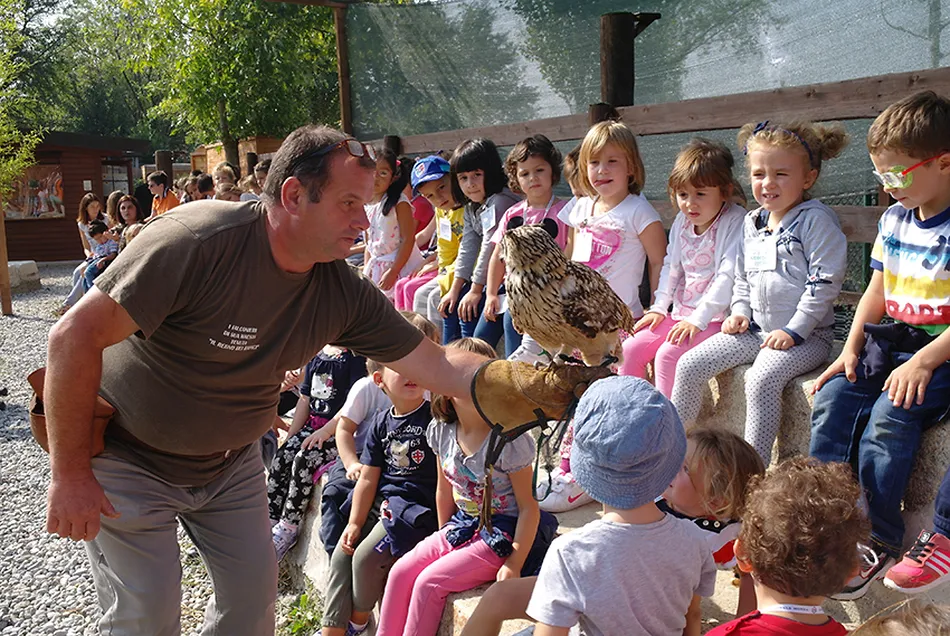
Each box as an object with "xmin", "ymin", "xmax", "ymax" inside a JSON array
[{"xmin": 43, "ymin": 126, "xmax": 486, "ymax": 635}]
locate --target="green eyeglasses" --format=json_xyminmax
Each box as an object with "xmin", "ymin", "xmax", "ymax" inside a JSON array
[
  {"xmin": 286, "ymin": 138, "xmax": 376, "ymax": 175},
  {"xmin": 872, "ymin": 153, "xmax": 946, "ymax": 190}
]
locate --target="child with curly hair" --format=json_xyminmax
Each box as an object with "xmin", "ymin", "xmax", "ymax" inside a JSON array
[{"xmin": 707, "ymin": 457, "xmax": 870, "ymax": 635}]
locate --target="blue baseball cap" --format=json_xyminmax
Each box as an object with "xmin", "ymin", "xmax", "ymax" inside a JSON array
[
  {"xmin": 570, "ymin": 376, "xmax": 686, "ymax": 510},
  {"xmin": 410, "ymin": 155, "xmax": 451, "ymax": 192}
]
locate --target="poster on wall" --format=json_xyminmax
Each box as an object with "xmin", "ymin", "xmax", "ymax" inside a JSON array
[{"xmin": 2, "ymin": 165, "xmax": 66, "ymax": 220}]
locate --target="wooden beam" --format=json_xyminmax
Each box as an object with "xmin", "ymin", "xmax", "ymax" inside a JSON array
[
  {"xmin": 378, "ymin": 68, "xmax": 950, "ymax": 154},
  {"xmin": 0, "ymin": 209, "xmax": 11, "ymax": 315},
  {"xmin": 601, "ymin": 13, "xmax": 636, "ymax": 107},
  {"xmin": 334, "ymin": 6, "xmax": 353, "ymax": 134}
]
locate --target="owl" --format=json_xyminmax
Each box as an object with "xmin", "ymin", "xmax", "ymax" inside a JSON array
[{"xmin": 502, "ymin": 220, "xmax": 637, "ymax": 367}]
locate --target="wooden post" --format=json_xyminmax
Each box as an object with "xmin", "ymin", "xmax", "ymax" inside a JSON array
[
  {"xmin": 600, "ymin": 12, "xmax": 661, "ymax": 107},
  {"xmin": 382, "ymin": 135, "xmax": 402, "ymax": 155},
  {"xmin": 0, "ymin": 208, "xmax": 12, "ymax": 315},
  {"xmin": 334, "ymin": 6, "xmax": 353, "ymax": 134},
  {"xmin": 155, "ymin": 150, "xmax": 174, "ymax": 182},
  {"xmin": 588, "ymin": 103, "xmax": 620, "ymax": 126},
  {"xmin": 246, "ymin": 152, "xmax": 258, "ymax": 175}
]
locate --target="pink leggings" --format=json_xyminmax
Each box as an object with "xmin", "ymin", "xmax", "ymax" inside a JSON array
[
  {"xmin": 393, "ymin": 271, "xmax": 437, "ymax": 311},
  {"xmin": 376, "ymin": 528, "xmax": 506, "ymax": 636},
  {"xmin": 619, "ymin": 317, "xmax": 722, "ymax": 398}
]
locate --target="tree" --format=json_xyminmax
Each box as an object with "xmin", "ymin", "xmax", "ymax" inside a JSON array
[
  {"xmin": 0, "ymin": 0, "xmax": 43, "ymax": 204},
  {"xmin": 122, "ymin": 0, "xmax": 339, "ymax": 164}
]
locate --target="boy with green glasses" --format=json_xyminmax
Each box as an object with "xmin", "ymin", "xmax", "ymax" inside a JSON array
[{"xmin": 809, "ymin": 90, "xmax": 950, "ymax": 600}]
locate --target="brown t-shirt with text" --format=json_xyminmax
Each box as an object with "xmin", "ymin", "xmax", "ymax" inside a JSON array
[{"xmin": 95, "ymin": 200, "xmax": 423, "ymax": 485}]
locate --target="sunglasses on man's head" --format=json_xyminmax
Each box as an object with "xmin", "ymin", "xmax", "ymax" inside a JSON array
[
  {"xmin": 872, "ymin": 153, "xmax": 946, "ymax": 190},
  {"xmin": 286, "ymin": 138, "xmax": 377, "ymax": 175}
]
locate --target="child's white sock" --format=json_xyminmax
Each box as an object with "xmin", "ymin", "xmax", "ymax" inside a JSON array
[{"xmin": 348, "ymin": 620, "xmax": 367, "ymax": 633}]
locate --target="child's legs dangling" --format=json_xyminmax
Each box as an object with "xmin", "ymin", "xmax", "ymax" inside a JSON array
[
  {"xmin": 412, "ymin": 278, "xmax": 440, "ymax": 319},
  {"xmin": 744, "ymin": 327, "xmax": 833, "ymax": 463},
  {"xmin": 266, "ymin": 428, "xmax": 310, "ymax": 522},
  {"xmin": 670, "ymin": 331, "xmax": 762, "ymax": 426},
  {"xmin": 619, "ymin": 317, "xmax": 674, "ymax": 379},
  {"xmin": 652, "ymin": 321, "xmax": 722, "ymax": 399},
  {"xmin": 279, "ymin": 442, "xmax": 339, "ymax": 525},
  {"xmin": 382, "ymin": 531, "xmax": 506, "ymax": 636},
  {"xmin": 377, "ymin": 529, "xmax": 455, "ymax": 636}
]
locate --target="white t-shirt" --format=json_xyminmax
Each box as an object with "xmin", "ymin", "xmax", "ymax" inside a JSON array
[
  {"xmin": 557, "ymin": 193, "xmax": 661, "ymax": 316},
  {"xmin": 337, "ymin": 376, "xmax": 391, "ymax": 454},
  {"xmin": 527, "ymin": 515, "xmax": 717, "ymax": 636}
]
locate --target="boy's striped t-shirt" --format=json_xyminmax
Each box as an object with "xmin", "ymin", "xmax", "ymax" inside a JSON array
[{"xmin": 871, "ymin": 203, "xmax": 950, "ymax": 335}]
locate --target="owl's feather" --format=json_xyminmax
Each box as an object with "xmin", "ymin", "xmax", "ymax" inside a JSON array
[{"xmin": 502, "ymin": 224, "xmax": 636, "ymax": 366}]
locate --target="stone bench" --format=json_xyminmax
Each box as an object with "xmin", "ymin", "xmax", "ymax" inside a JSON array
[{"xmin": 285, "ymin": 354, "xmax": 950, "ymax": 633}]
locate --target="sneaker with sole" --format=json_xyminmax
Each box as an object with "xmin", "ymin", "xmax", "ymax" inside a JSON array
[
  {"xmin": 884, "ymin": 530, "xmax": 950, "ymax": 594},
  {"xmin": 831, "ymin": 542, "xmax": 896, "ymax": 601},
  {"xmin": 272, "ymin": 520, "xmax": 299, "ymax": 563},
  {"xmin": 537, "ymin": 469, "xmax": 593, "ymax": 513}
]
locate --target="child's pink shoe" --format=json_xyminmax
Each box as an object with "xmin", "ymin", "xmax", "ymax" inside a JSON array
[{"xmin": 884, "ymin": 530, "xmax": 950, "ymax": 594}]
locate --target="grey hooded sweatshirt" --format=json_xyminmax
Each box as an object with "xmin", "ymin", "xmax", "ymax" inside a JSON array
[
  {"xmin": 731, "ymin": 200, "xmax": 847, "ymax": 342},
  {"xmin": 454, "ymin": 189, "xmax": 521, "ymax": 286}
]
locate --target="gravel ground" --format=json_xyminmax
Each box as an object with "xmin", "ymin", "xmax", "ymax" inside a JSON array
[{"xmin": 0, "ymin": 264, "xmax": 299, "ymax": 636}]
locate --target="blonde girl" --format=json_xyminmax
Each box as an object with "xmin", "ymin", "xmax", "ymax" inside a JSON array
[
  {"xmin": 621, "ymin": 139, "xmax": 747, "ymax": 397},
  {"xmin": 377, "ymin": 338, "xmax": 541, "ymax": 636},
  {"xmin": 363, "ymin": 146, "xmax": 424, "ymax": 298},
  {"xmin": 544, "ymin": 120, "xmax": 667, "ymax": 512},
  {"xmin": 557, "ymin": 120, "xmax": 667, "ymax": 316},
  {"xmin": 672, "ymin": 121, "xmax": 849, "ymax": 462}
]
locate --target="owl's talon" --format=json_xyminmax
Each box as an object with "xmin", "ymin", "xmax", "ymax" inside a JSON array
[
  {"xmin": 558, "ymin": 354, "xmax": 584, "ymax": 366},
  {"xmin": 599, "ymin": 355, "xmax": 618, "ymax": 368}
]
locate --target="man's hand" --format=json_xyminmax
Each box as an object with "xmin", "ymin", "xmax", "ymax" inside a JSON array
[
  {"xmin": 345, "ymin": 462, "xmax": 365, "ymax": 481},
  {"xmin": 667, "ymin": 320, "xmax": 700, "ymax": 346},
  {"xmin": 483, "ymin": 294, "xmax": 501, "ymax": 322},
  {"xmin": 46, "ymin": 473, "xmax": 119, "ymax": 542},
  {"xmin": 379, "ymin": 267, "xmax": 398, "ymax": 291},
  {"xmin": 812, "ymin": 351, "xmax": 859, "ymax": 393},
  {"xmin": 458, "ymin": 288, "xmax": 483, "ymax": 322},
  {"xmin": 301, "ymin": 425, "xmax": 334, "ymax": 450},
  {"xmin": 722, "ymin": 315, "xmax": 750, "ymax": 335},
  {"xmin": 340, "ymin": 522, "xmax": 361, "ymax": 555},
  {"xmin": 761, "ymin": 329, "xmax": 794, "ymax": 350},
  {"xmin": 633, "ymin": 312, "xmax": 664, "ymax": 333},
  {"xmin": 884, "ymin": 355, "xmax": 935, "ymax": 409}
]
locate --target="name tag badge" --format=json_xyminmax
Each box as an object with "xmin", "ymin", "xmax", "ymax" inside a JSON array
[
  {"xmin": 573, "ymin": 230, "xmax": 593, "ymax": 263},
  {"xmin": 481, "ymin": 209, "xmax": 494, "ymax": 234},
  {"xmin": 745, "ymin": 235, "xmax": 777, "ymax": 271},
  {"xmin": 438, "ymin": 217, "xmax": 452, "ymax": 241}
]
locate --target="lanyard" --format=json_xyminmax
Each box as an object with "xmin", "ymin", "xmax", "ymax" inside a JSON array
[
  {"xmin": 760, "ymin": 604, "xmax": 826, "ymax": 616},
  {"xmin": 526, "ymin": 194, "xmax": 556, "ymax": 216}
]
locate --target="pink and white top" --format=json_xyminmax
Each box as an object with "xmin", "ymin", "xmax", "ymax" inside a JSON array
[
  {"xmin": 490, "ymin": 198, "xmax": 569, "ymax": 250},
  {"xmin": 649, "ymin": 203, "xmax": 746, "ymax": 330},
  {"xmin": 558, "ymin": 193, "xmax": 662, "ymax": 316}
]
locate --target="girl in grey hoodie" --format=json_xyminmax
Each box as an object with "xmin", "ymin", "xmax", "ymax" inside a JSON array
[{"xmin": 671, "ymin": 120, "xmax": 849, "ymax": 463}]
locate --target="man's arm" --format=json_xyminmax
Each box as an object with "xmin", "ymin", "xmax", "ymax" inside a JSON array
[
  {"xmin": 386, "ymin": 336, "xmax": 486, "ymax": 399},
  {"xmin": 45, "ymin": 287, "xmax": 140, "ymax": 542}
]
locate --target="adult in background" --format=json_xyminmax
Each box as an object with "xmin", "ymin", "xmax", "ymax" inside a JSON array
[
  {"xmin": 44, "ymin": 125, "xmax": 487, "ymax": 636},
  {"xmin": 254, "ymin": 158, "xmax": 271, "ymax": 190},
  {"xmin": 147, "ymin": 170, "xmax": 180, "ymax": 218}
]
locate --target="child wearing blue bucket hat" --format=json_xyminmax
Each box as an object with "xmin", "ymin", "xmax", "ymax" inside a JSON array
[{"xmin": 526, "ymin": 375, "xmax": 717, "ymax": 636}]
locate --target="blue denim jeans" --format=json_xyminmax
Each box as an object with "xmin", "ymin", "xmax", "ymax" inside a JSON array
[
  {"xmin": 473, "ymin": 311, "xmax": 522, "ymax": 356},
  {"xmin": 935, "ymin": 466, "xmax": 950, "ymax": 538},
  {"xmin": 810, "ymin": 356, "xmax": 950, "ymax": 556},
  {"xmin": 442, "ymin": 282, "xmax": 482, "ymax": 344}
]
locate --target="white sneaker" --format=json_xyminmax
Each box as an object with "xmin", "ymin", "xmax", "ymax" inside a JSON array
[
  {"xmin": 508, "ymin": 335, "xmax": 549, "ymax": 366},
  {"xmin": 537, "ymin": 469, "xmax": 593, "ymax": 513},
  {"xmin": 272, "ymin": 520, "xmax": 299, "ymax": 562}
]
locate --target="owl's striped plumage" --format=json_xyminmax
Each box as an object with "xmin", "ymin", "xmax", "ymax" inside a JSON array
[{"xmin": 502, "ymin": 224, "xmax": 636, "ymax": 366}]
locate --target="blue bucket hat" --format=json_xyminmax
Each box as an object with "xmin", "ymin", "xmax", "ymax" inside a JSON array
[
  {"xmin": 410, "ymin": 155, "xmax": 451, "ymax": 192},
  {"xmin": 570, "ymin": 376, "xmax": 686, "ymax": 510}
]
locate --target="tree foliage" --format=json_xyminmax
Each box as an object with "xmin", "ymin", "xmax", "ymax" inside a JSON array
[
  {"xmin": 121, "ymin": 0, "xmax": 339, "ymax": 163},
  {"xmin": 0, "ymin": 0, "xmax": 42, "ymax": 204}
]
